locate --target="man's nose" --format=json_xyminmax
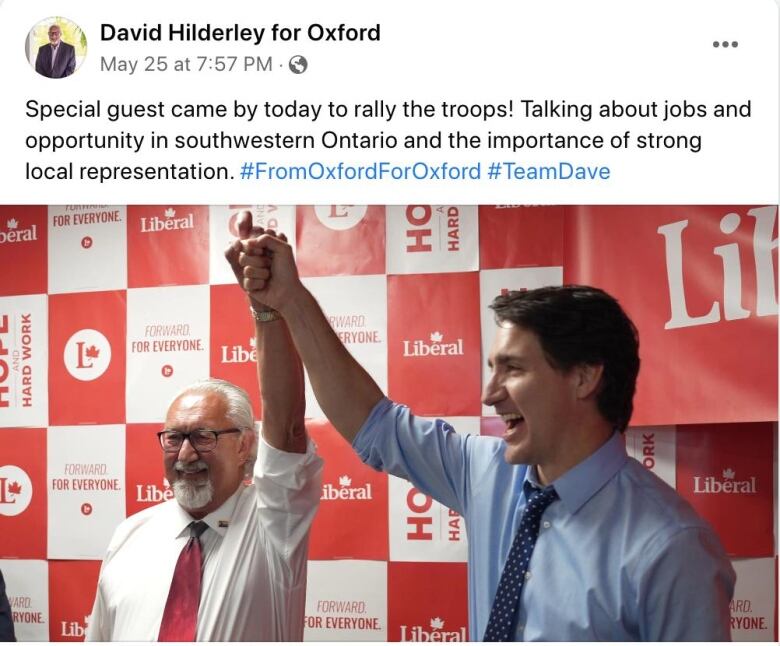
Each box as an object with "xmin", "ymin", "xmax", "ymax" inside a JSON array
[
  {"xmin": 481, "ymin": 372, "xmax": 506, "ymax": 407},
  {"xmin": 176, "ymin": 436, "xmax": 200, "ymax": 462}
]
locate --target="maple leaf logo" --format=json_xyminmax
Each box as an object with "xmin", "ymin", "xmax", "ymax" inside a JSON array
[
  {"xmin": 722, "ymin": 468, "xmax": 735, "ymax": 479},
  {"xmin": 430, "ymin": 331, "xmax": 443, "ymax": 343},
  {"xmin": 430, "ymin": 617, "xmax": 444, "ymax": 630},
  {"xmin": 7, "ymin": 218, "xmax": 18, "ymax": 230},
  {"xmin": 338, "ymin": 475, "xmax": 352, "ymax": 487},
  {"xmin": 164, "ymin": 208, "xmax": 176, "ymax": 218},
  {"xmin": 7, "ymin": 481, "xmax": 22, "ymax": 495},
  {"xmin": 85, "ymin": 345, "xmax": 100, "ymax": 359},
  {"xmin": 249, "ymin": 337, "xmax": 257, "ymax": 349}
]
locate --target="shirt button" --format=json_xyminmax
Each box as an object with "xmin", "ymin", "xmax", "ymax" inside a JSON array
[
  {"xmin": 542, "ymin": 520, "xmax": 551, "ymax": 529},
  {"xmin": 525, "ymin": 571, "xmax": 532, "ymax": 580}
]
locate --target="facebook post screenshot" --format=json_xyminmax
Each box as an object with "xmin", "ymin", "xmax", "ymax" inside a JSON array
[{"xmin": 0, "ymin": 0, "xmax": 777, "ymax": 642}]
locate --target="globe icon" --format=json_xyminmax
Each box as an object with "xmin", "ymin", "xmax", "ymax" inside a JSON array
[{"xmin": 288, "ymin": 55, "xmax": 308, "ymax": 74}]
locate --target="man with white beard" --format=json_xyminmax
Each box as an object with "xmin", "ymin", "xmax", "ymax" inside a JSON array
[{"xmin": 86, "ymin": 214, "xmax": 323, "ymax": 641}]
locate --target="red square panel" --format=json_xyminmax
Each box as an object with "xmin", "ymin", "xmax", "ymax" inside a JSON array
[
  {"xmin": 0, "ymin": 427, "xmax": 47, "ymax": 558},
  {"xmin": 388, "ymin": 273, "xmax": 481, "ymax": 415},
  {"xmin": 48, "ymin": 560, "xmax": 101, "ymax": 641},
  {"xmin": 0, "ymin": 207, "xmax": 47, "ymax": 295},
  {"xmin": 48, "ymin": 291, "xmax": 126, "ymax": 425},
  {"xmin": 565, "ymin": 205, "xmax": 777, "ymax": 425},
  {"xmin": 127, "ymin": 206, "xmax": 209, "ymax": 287},
  {"xmin": 209, "ymin": 284, "xmax": 262, "ymax": 419},
  {"xmin": 126, "ymin": 423, "xmax": 172, "ymax": 517},
  {"xmin": 676, "ymin": 422, "xmax": 774, "ymax": 556},
  {"xmin": 479, "ymin": 206, "xmax": 564, "ymax": 269},
  {"xmin": 308, "ymin": 420, "xmax": 388, "ymax": 560},
  {"xmin": 388, "ymin": 562, "xmax": 468, "ymax": 641},
  {"xmin": 296, "ymin": 206, "xmax": 385, "ymax": 276}
]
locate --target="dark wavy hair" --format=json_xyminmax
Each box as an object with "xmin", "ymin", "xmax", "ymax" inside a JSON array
[{"xmin": 489, "ymin": 285, "xmax": 640, "ymax": 432}]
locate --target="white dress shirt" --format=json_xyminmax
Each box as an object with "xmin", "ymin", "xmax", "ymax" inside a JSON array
[{"xmin": 86, "ymin": 437, "xmax": 323, "ymax": 641}]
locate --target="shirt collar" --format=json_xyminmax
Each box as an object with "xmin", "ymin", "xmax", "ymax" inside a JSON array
[
  {"xmin": 524, "ymin": 432, "xmax": 627, "ymax": 515},
  {"xmin": 524, "ymin": 463, "xmax": 546, "ymax": 491},
  {"xmin": 170, "ymin": 484, "xmax": 244, "ymax": 539}
]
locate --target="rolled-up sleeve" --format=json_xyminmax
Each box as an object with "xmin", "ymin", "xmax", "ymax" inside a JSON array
[{"xmin": 253, "ymin": 436, "xmax": 323, "ymax": 560}]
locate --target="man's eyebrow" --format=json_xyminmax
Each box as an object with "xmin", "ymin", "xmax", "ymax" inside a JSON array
[{"xmin": 487, "ymin": 353, "xmax": 525, "ymax": 368}]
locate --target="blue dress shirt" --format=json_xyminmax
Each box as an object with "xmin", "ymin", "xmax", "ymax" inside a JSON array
[{"xmin": 353, "ymin": 398, "xmax": 735, "ymax": 641}]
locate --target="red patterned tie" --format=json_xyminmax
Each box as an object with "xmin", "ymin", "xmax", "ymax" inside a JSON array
[{"xmin": 158, "ymin": 521, "xmax": 208, "ymax": 642}]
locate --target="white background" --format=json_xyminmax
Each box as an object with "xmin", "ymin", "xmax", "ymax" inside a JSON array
[
  {"xmin": 0, "ymin": 0, "xmax": 776, "ymax": 204},
  {"xmin": 47, "ymin": 206, "xmax": 127, "ymax": 293},
  {"xmin": 47, "ymin": 424, "xmax": 126, "ymax": 559},
  {"xmin": 125, "ymin": 285, "xmax": 210, "ymax": 422}
]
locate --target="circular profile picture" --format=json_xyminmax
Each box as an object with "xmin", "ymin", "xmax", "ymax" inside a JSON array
[{"xmin": 27, "ymin": 16, "xmax": 87, "ymax": 79}]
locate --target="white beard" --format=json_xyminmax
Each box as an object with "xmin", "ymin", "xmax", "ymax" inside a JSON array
[{"xmin": 172, "ymin": 461, "xmax": 214, "ymax": 510}]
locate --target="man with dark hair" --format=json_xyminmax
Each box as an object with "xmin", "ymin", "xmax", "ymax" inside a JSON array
[
  {"xmin": 230, "ymin": 231, "xmax": 735, "ymax": 641},
  {"xmin": 489, "ymin": 285, "xmax": 640, "ymax": 434}
]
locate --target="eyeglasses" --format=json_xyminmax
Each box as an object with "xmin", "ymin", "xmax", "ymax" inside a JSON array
[{"xmin": 157, "ymin": 429, "xmax": 241, "ymax": 453}]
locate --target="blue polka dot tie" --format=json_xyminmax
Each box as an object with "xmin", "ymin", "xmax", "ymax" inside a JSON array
[{"xmin": 483, "ymin": 481, "xmax": 558, "ymax": 641}]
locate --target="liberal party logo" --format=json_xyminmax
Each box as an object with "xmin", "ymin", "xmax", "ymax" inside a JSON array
[
  {"xmin": 220, "ymin": 337, "xmax": 257, "ymax": 364},
  {"xmin": 0, "ymin": 465, "xmax": 33, "ymax": 516},
  {"xmin": 321, "ymin": 474, "xmax": 373, "ymax": 500},
  {"xmin": 139, "ymin": 207, "xmax": 194, "ymax": 233},
  {"xmin": 658, "ymin": 206, "xmax": 777, "ymax": 330},
  {"xmin": 136, "ymin": 477, "xmax": 174, "ymax": 503},
  {"xmin": 63, "ymin": 329, "xmax": 112, "ymax": 381},
  {"xmin": 0, "ymin": 218, "xmax": 38, "ymax": 244},
  {"xmin": 693, "ymin": 468, "xmax": 758, "ymax": 494},
  {"xmin": 313, "ymin": 206, "xmax": 368, "ymax": 230},
  {"xmin": 61, "ymin": 616, "xmax": 90, "ymax": 639},
  {"xmin": 403, "ymin": 331, "xmax": 464, "ymax": 357},
  {"xmin": 400, "ymin": 617, "xmax": 466, "ymax": 641}
]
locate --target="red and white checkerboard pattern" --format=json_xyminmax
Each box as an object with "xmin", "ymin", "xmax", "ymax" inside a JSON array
[{"xmin": 0, "ymin": 205, "xmax": 776, "ymax": 641}]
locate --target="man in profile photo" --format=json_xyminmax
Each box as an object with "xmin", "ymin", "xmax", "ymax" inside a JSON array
[{"xmin": 34, "ymin": 24, "xmax": 75, "ymax": 78}]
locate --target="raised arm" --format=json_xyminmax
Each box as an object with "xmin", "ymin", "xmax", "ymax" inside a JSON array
[
  {"xmin": 238, "ymin": 234, "xmax": 384, "ymax": 443},
  {"xmin": 225, "ymin": 213, "xmax": 307, "ymax": 453}
]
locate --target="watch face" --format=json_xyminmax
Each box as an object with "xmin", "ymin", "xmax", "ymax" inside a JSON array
[{"xmin": 253, "ymin": 308, "xmax": 281, "ymax": 322}]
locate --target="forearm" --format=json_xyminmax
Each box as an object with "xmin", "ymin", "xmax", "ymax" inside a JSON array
[
  {"xmin": 280, "ymin": 287, "xmax": 384, "ymax": 442},
  {"xmin": 255, "ymin": 316, "xmax": 307, "ymax": 453}
]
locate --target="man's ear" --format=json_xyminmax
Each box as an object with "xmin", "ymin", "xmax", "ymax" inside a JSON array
[
  {"xmin": 575, "ymin": 363, "xmax": 604, "ymax": 400},
  {"xmin": 238, "ymin": 428, "xmax": 255, "ymax": 463}
]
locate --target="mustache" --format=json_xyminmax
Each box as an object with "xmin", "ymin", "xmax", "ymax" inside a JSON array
[{"xmin": 174, "ymin": 460, "xmax": 209, "ymax": 474}]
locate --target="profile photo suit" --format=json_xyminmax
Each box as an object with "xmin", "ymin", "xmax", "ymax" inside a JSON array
[{"xmin": 35, "ymin": 41, "xmax": 76, "ymax": 78}]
